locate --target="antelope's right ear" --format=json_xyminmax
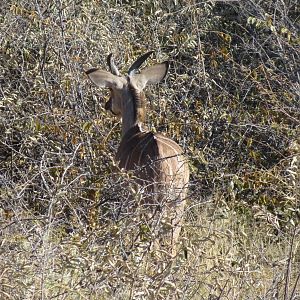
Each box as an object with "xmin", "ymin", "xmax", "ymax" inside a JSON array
[
  {"xmin": 85, "ymin": 69, "xmax": 124, "ymax": 89},
  {"xmin": 132, "ymin": 62, "xmax": 169, "ymax": 90}
]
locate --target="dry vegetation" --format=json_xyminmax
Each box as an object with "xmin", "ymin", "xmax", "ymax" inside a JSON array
[{"xmin": 0, "ymin": 0, "xmax": 299, "ymax": 299}]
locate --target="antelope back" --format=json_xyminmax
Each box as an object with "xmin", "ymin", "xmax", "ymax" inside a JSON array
[{"xmin": 116, "ymin": 124, "xmax": 189, "ymax": 203}]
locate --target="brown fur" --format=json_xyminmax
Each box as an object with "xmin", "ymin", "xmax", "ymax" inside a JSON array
[{"xmin": 128, "ymin": 83, "xmax": 146, "ymax": 124}]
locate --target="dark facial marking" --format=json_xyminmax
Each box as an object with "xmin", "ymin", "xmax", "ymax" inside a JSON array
[{"xmin": 105, "ymin": 98, "xmax": 118, "ymax": 115}]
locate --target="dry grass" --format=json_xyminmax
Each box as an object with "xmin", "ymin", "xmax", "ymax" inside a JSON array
[
  {"xmin": 1, "ymin": 200, "xmax": 299, "ymax": 299},
  {"xmin": 1, "ymin": 0, "xmax": 299, "ymax": 299}
]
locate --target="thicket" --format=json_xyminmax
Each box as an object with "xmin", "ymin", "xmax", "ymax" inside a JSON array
[{"xmin": 0, "ymin": 1, "xmax": 299, "ymax": 299}]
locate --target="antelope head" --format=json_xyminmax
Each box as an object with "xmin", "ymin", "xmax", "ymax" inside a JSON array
[{"xmin": 85, "ymin": 51, "xmax": 169, "ymax": 134}]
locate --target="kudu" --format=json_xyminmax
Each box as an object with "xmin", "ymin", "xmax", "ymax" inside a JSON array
[{"xmin": 85, "ymin": 51, "xmax": 189, "ymax": 256}]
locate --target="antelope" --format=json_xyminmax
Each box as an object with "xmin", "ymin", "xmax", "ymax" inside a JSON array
[{"xmin": 85, "ymin": 51, "xmax": 189, "ymax": 256}]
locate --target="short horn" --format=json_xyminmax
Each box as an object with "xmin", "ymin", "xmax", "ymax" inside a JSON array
[
  {"xmin": 107, "ymin": 53, "xmax": 120, "ymax": 76},
  {"xmin": 128, "ymin": 51, "xmax": 154, "ymax": 75}
]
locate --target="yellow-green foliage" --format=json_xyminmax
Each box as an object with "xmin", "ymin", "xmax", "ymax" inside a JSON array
[{"xmin": 0, "ymin": 0, "xmax": 299, "ymax": 299}]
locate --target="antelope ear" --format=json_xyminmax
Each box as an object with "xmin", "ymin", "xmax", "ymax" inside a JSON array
[
  {"xmin": 85, "ymin": 68, "xmax": 124, "ymax": 89},
  {"xmin": 132, "ymin": 62, "xmax": 169, "ymax": 90}
]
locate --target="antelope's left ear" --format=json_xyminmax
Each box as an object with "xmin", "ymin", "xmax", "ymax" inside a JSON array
[
  {"xmin": 85, "ymin": 68, "xmax": 124, "ymax": 89},
  {"xmin": 132, "ymin": 62, "xmax": 169, "ymax": 90}
]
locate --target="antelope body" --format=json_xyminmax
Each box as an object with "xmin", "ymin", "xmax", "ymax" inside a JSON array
[{"xmin": 86, "ymin": 51, "xmax": 189, "ymax": 255}]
